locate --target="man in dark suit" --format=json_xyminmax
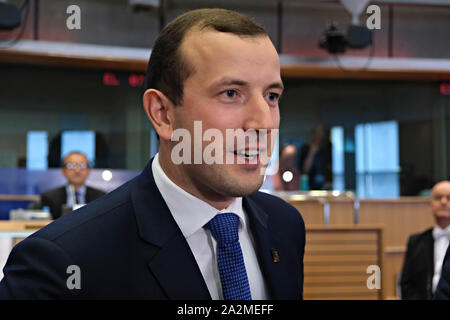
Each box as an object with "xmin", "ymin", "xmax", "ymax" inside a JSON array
[
  {"xmin": 400, "ymin": 180, "xmax": 450, "ymax": 299},
  {"xmin": 40, "ymin": 151, "xmax": 106, "ymax": 219},
  {"xmin": 0, "ymin": 8, "xmax": 305, "ymax": 300}
]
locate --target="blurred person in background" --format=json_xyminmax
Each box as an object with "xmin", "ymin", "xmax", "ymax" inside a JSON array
[
  {"xmin": 39, "ymin": 151, "xmax": 105, "ymax": 219},
  {"xmin": 401, "ymin": 180, "xmax": 450, "ymax": 299},
  {"xmin": 298, "ymin": 124, "xmax": 331, "ymax": 190}
]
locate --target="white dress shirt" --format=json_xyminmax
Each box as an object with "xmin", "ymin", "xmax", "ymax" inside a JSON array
[
  {"xmin": 152, "ymin": 153, "xmax": 269, "ymax": 299},
  {"xmin": 432, "ymin": 225, "xmax": 450, "ymax": 293},
  {"xmin": 65, "ymin": 185, "xmax": 86, "ymax": 206}
]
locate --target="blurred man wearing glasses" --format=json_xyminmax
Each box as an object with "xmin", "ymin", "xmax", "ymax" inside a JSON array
[{"xmin": 40, "ymin": 151, "xmax": 105, "ymax": 219}]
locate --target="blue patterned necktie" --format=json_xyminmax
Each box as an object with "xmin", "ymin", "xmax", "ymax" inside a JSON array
[{"xmin": 205, "ymin": 213, "xmax": 252, "ymax": 300}]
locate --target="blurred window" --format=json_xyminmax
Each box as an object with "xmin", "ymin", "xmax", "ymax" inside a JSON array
[
  {"xmin": 61, "ymin": 131, "xmax": 96, "ymax": 165},
  {"xmin": 355, "ymin": 120, "xmax": 400, "ymax": 198},
  {"xmin": 26, "ymin": 131, "xmax": 48, "ymax": 170}
]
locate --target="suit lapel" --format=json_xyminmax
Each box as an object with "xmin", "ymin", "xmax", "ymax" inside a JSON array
[
  {"xmin": 85, "ymin": 187, "xmax": 93, "ymax": 203},
  {"xmin": 425, "ymin": 229, "xmax": 434, "ymax": 272},
  {"xmin": 243, "ymin": 196, "xmax": 300, "ymax": 299},
  {"xmin": 55, "ymin": 186, "xmax": 68, "ymax": 218},
  {"xmin": 60, "ymin": 186, "xmax": 68, "ymax": 202},
  {"xmin": 148, "ymin": 232, "xmax": 211, "ymax": 299},
  {"xmin": 131, "ymin": 160, "xmax": 211, "ymax": 300}
]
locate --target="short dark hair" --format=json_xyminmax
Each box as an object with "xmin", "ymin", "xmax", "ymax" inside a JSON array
[{"xmin": 144, "ymin": 8, "xmax": 268, "ymax": 106}]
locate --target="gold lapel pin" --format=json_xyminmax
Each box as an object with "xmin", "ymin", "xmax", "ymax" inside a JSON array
[{"xmin": 271, "ymin": 248, "xmax": 280, "ymax": 263}]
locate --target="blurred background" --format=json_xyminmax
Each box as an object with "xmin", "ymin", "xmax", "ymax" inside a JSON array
[{"xmin": 1, "ymin": 0, "xmax": 450, "ymax": 299}]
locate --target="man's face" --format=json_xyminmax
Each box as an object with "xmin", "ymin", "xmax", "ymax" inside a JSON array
[
  {"xmin": 430, "ymin": 181, "xmax": 450, "ymax": 221},
  {"xmin": 62, "ymin": 153, "xmax": 91, "ymax": 187},
  {"xmin": 169, "ymin": 29, "xmax": 282, "ymax": 201}
]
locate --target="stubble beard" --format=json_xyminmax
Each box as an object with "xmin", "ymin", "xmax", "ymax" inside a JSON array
[{"xmin": 187, "ymin": 163, "xmax": 265, "ymax": 200}]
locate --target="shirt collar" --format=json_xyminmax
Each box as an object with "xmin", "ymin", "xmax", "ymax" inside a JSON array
[
  {"xmin": 66, "ymin": 184, "xmax": 86, "ymax": 196},
  {"xmin": 151, "ymin": 153, "xmax": 246, "ymax": 239},
  {"xmin": 432, "ymin": 224, "xmax": 450, "ymax": 240}
]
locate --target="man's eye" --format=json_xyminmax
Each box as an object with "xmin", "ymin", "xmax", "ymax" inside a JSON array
[
  {"xmin": 223, "ymin": 90, "xmax": 237, "ymax": 98},
  {"xmin": 267, "ymin": 92, "xmax": 280, "ymax": 102}
]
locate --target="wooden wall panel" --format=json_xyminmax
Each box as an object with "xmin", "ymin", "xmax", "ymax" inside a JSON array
[
  {"xmin": 358, "ymin": 198, "xmax": 433, "ymax": 247},
  {"xmin": 289, "ymin": 200, "xmax": 324, "ymax": 226},
  {"xmin": 383, "ymin": 250, "xmax": 405, "ymax": 300},
  {"xmin": 329, "ymin": 200, "xmax": 354, "ymax": 225},
  {"xmin": 303, "ymin": 227, "xmax": 383, "ymax": 300},
  {"xmin": 286, "ymin": 197, "xmax": 435, "ymax": 300}
]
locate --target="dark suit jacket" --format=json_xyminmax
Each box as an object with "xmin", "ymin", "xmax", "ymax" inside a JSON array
[
  {"xmin": 0, "ymin": 160, "xmax": 305, "ymax": 299},
  {"xmin": 434, "ymin": 244, "xmax": 450, "ymax": 299},
  {"xmin": 40, "ymin": 185, "xmax": 106, "ymax": 219},
  {"xmin": 400, "ymin": 228, "xmax": 434, "ymax": 300}
]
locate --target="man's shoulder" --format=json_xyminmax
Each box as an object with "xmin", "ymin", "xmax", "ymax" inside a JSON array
[
  {"xmin": 408, "ymin": 228, "xmax": 433, "ymax": 246},
  {"xmin": 41, "ymin": 186, "xmax": 66, "ymax": 197},
  {"xmin": 86, "ymin": 185, "xmax": 107, "ymax": 196}
]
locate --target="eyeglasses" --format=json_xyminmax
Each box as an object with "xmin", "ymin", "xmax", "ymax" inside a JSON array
[{"xmin": 64, "ymin": 163, "xmax": 89, "ymax": 169}]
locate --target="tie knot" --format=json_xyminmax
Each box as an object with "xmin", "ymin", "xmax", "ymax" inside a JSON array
[{"xmin": 206, "ymin": 213, "xmax": 240, "ymax": 245}]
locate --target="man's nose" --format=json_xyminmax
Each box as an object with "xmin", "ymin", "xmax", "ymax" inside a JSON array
[
  {"xmin": 73, "ymin": 166, "xmax": 85, "ymax": 173},
  {"xmin": 243, "ymin": 95, "xmax": 278, "ymax": 131}
]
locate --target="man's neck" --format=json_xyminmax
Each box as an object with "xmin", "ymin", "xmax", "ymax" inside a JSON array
[
  {"xmin": 436, "ymin": 219, "xmax": 450, "ymax": 229},
  {"xmin": 70, "ymin": 184, "xmax": 84, "ymax": 192},
  {"xmin": 157, "ymin": 152, "xmax": 235, "ymax": 210}
]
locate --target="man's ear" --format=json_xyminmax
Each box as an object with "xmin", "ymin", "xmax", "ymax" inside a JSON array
[{"xmin": 143, "ymin": 89, "xmax": 174, "ymax": 141}]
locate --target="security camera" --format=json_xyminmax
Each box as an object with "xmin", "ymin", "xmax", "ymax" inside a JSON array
[
  {"xmin": 319, "ymin": 0, "xmax": 372, "ymax": 54},
  {"xmin": 319, "ymin": 23, "xmax": 372, "ymax": 54},
  {"xmin": 319, "ymin": 23, "xmax": 346, "ymax": 54}
]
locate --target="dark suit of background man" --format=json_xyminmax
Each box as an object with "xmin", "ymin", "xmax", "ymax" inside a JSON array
[
  {"xmin": 434, "ymin": 241, "xmax": 450, "ymax": 299},
  {"xmin": 0, "ymin": 8, "xmax": 305, "ymax": 299},
  {"xmin": 400, "ymin": 181, "xmax": 450, "ymax": 299},
  {"xmin": 40, "ymin": 151, "xmax": 106, "ymax": 219}
]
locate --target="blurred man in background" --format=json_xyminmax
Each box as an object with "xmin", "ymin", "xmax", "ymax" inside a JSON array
[
  {"xmin": 40, "ymin": 151, "xmax": 105, "ymax": 219},
  {"xmin": 401, "ymin": 180, "xmax": 450, "ymax": 299},
  {"xmin": 298, "ymin": 124, "xmax": 331, "ymax": 190}
]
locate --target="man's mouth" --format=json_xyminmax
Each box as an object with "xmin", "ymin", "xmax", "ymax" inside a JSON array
[{"xmin": 233, "ymin": 149, "xmax": 260, "ymax": 160}]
